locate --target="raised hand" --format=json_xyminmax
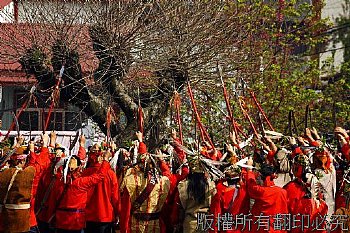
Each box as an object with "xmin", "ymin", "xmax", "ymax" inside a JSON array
[
  {"xmin": 171, "ymin": 128, "xmax": 177, "ymax": 140},
  {"xmin": 29, "ymin": 141, "xmax": 35, "ymax": 152},
  {"xmin": 305, "ymin": 128, "xmax": 312, "ymax": 139},
  {"xmin": 50, "ymin": 131, "xmax": 57, "ymax": 147},
  {"xmin": 229, "ymin": 131, "xmax": 237, "ymax": 144},
  {"xmin": 135, "ymin": 131, "xmax": 143, "ymax": 142},
  {"xmin": 79, "ymin": 134, "xmax": 86, "ymax": 147},
  {"xmin": 289, "ymin": 137, "xmax": 297, "ymax": 145},
  {"xmin": 42, "ymin": 133, "xmax": 49, "ymax": 147}
]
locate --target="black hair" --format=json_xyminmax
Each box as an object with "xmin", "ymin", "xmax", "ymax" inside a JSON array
[
  {"xmin": 227, "ymin": 177, "xmax": 240, "ymax": 186},
  {"xmin": 8, "ymin": 158, "xmax": 25, "ymax": 168},
  {"xmin": 187, "ymin": 172, "xmax": 208, "ymax": 205},
  {"xmin": 259, "ymin": 163, "xmax": 276, "ymax": 180},
  {"xmin": 116, "ymin": 150, "xmax": 126, "ymax": 176},
  {"xmin": 254, "ymin": 149, "xmax": 265, "ymax": 164},
  {"xmin": 54, "ymin": 146, "xmax": 65, "ymax": 152}
]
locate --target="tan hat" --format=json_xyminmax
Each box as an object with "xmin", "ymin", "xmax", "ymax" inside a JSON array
[
  {"xmin": 10, "ymin": 146, "xmax": 28, "ymax": 160},
  {"xmin": 189, "ymin": 157, "xmax": 204, "ymax": 173},
  {"xmin": 55, "ymin": 143, "xmax": 65, "ymax": 151}
]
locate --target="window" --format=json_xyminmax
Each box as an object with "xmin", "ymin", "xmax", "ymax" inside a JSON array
[
  {"xmin": 15, "ymin": 91, "xmax": 85, "ymax": 131},
  {"xmin": 18, "ymin": 110, "xmax": 39, "ymax": 131}
]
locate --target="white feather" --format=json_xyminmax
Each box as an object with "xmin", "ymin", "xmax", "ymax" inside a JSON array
[
  {"xmin": 219, "ymin": 152, "xmax": 228, "ymax": 162},
  {"xmin": 63, "ymin": 155, "xmax": 72, "ymax": 184},
  {"xmin": 239, "ymin": 135, "xmax": 254, "ymax": 148},
  {"xmin": 236, "ymin": 157, "xmax": 255, "ymax": 169},
  {"xmin": 201, "ymin": 157, "xmax": 228, "ymax": 166},
  {"xmin": 109, "ymin": 149, "xmax": 121, "ymax": 172},
  {"xmin": 132, "ymin": 141, "xmax": 139, "ymax": 165},
  {"xmin": 264, "ymin": 130, "xmax": 284, "ymax": 137}
]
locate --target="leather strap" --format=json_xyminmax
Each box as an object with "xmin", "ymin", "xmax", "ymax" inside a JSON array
[
  {"xmin": 4, "ymin": 203, "xmax": 30, "ymax": 209},
  {"xmin": 133, "ymin": 212, "xmax": 160, "ymax": 221},
  {"xmin": 57, "ymin": 207, "xmax": 84, "ymax": 213},
  {"xmin": 2, "ymin": 169, "xmax": 20, "ymax": 207},
  {"xmin": 131, "ymin": 181, "xmax": 156, "ymax": 212},
  {"xmin": 36, "ymin": 176, "xmax": 56, "ymax": 216}
]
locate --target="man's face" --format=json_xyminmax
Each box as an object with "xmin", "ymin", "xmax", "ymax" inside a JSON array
[
  {"xmin": 90, "ymin": 144, "xmax": 101, "ymax": 153},
  {"xmin": 69, "ymin": 157, "xmax": 78, "ymax": 171},
  {"xmin": 318, "ymin": 154, "xmax": 328, "ymax": 165},
  {"xmin": 56, "ymin": 149, "xmax": 64, "ymax": 157},
  {"xmin": 292, "ymin": 164, "xmax": 303, "ymax": 179}
]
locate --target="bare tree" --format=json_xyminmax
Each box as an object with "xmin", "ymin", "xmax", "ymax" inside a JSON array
[{"xmin": 0, "ymin": 0, "xmax": 329, "ymax": 146}]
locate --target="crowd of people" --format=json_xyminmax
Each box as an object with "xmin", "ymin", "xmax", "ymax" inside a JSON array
[{"xmin": 0, "ymin": 125, "xmax": 349, "ymax": 233}]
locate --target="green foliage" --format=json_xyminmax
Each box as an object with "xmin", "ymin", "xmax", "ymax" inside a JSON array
[{"xmin": 171, "ymin": 0, "xmax": 345, "ymax": 144}]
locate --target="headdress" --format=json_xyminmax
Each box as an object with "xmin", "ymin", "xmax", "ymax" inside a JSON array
[
  {"xmin": 10, "ymin": 146, "xmax": 28, "ymax": 161},
  {"xmin": 223, "ymin": 164, "xmax": 241, "ymax": 178},
  {"xmin": 187, "ymin": 155, "xmax": 228, "ymax": 181},
  {"xmin": 55, "ymin": 143, "xmax": 66, "ymax": 151}
]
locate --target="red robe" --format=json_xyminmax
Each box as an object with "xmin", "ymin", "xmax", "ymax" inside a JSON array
[
  {"xmin": 290, "ymin": 146, "xmax": 303, "ymax": 159},
  {"xmin": 27, "ymin": 147, "xmax": 51, "ymax": 228},
  {"xmin": 266, "ymin": 150, "xmax": 276, "ymax": 164},
  {"xmin": 284, "ymin": 179, "xmax": 327, "ymax": 233},
  {"xmin": 283, "ymin": 180, "xmax": 307, "ymax": 214},
  {"xmin": 297, "ymin": 198, "xmax": 328, "ymax": 233},
  {"xmin": 159, "ymin": 160, "xmax": 189, "ymax": 233},
  {"xmin": 82, "ymin": 162, "xmax": 120, "ymax": 223},
  {"xmin": 173, "ymin": 138, "xmax": 186, "ymax": 161},
  {"xmin": 200, "ymin": 146, "xmax": 223, "ymax": 161},
  {"xmin": 341, "ymin": 143, "xmax": 350, "ymax": 161},
  {"xmin": 36, "ymin": 170, "xmax": 63, "ymax": 224},
  {"xmin": 54, "ymin": 161, "xmax": 110, "ymax": 230},
  {"xmin": 210, "ymin": 171, "xmax": 250, "ymax": 233},
  {"xmin": 35, "ymin": 146, "xmax": 86, "ymax": 224},
  {"xmin": 247, "ymin": 170, "xmax": 288, "ymax": 233},
  {"xmin": 309, "ymin": 140, "xmax": 321, "ymax": 147}
]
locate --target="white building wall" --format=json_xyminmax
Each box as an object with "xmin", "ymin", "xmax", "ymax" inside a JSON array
[
  {"xmin": 17, "ymin": 1, "xmax": 105, "ymax": 24},
  {"xmin": 320, "ymin": 0, "xmax": 348, "ymax": 74},
  {"xmin": 0, "ymin": 2, "xmax": 14, "ymax": 23}
]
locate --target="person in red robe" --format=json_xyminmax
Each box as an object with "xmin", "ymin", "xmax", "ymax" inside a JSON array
[
  {"xmin": 158, "ymin": 129, "xmax": 190, "ymax": 233},
  {"xmin": 50, "ymin": 152, "xmax": 111, "ymax": 233},
  {"xmin": 284, "ymin": 150, "xmax": 328, "ymax": 233},
  {"xmin": 334, "ymin": 127, "xmax": 350, "ymax": 233},
  {"xmin": 246, "ymin": 157, "xmax": 288, "ymax": 233},
  {"xmin": 82, "ymin": 148, "xmax": 120, "ymax": 233},
  {"xmin": 334, "ymin": 126, "xmax": 350, "ymax": 209},
  {"xmin": 26, "ymin": 133, "xmax": 52, "ymax": 233},
  {"xmin": 335, "ymin": 127, "xmax": 350, "ymax": 160},
  {"xmin": 284, "ymin": 137, "xmax": 310, "ymax": 212},
  {"xmin": 36, "ymin": 134, "xmax": 86, "ymax": 233},
  {"xmin": 210, "ymin": 163, "xmax": 250, "ymax": 233}
]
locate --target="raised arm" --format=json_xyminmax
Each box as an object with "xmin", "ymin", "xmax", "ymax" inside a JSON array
[
  {"xmin": 77, "ymin": 134, "xmax": 87, "ymax": 161},
  {"xmin": 246, "ymin": 157, "xmax": 266, "ymax": 199},
  {"xmin": 136, "ymin": 131, "xmax": 147, "ymax": 154},
  {"xmin": 76, "ymin": 160, "xmax": 110, "ymax": 191}
]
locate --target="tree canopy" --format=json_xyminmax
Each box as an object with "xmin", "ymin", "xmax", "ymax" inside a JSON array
[{"xmin": 1, "ymin": 0, "xmax": 342, "ymax": 148}]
